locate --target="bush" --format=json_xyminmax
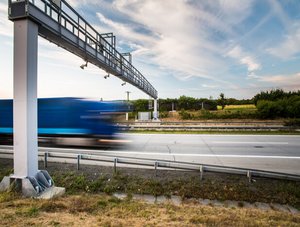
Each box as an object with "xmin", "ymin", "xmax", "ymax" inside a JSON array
[
  {"xmin": 284, "ymin": 119, "xmax": 300, "ymax": 127},
  {"xmin": 256, "ymin": 100, "xmax": 278, "ymax": 119},
  {"xmin": 256, "ymin": 96, "xmax": 300, "ymax": 119},
  {"xmin": 159, "ymin": 111, "xmax": 169, "ymax": 118},
  {"xmin": 199, "ymin": 110, "xmax": 214, "ymax": 119},
  {"xmin": 179, "ymin": 109, "xmax": 192, "ymax": 120}
]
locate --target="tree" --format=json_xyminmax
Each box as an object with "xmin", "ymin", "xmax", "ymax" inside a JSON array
[
  {"xmin": 218, "ymin": 93, "xmax": 226, "ymax": 110},
  {"xmin": 132, "ymin": 99, "xmax": 149, "ymax": 112}
]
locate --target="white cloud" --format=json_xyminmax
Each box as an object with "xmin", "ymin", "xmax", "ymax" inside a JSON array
[
  {"xmin": 268, "ymin": 0, "xmax": 291, "ymax": 29},
  {"xmin": 247, "ymin": 72, "xmax": 260, "ymax": 80},
  {"xmin": 66, "ymin": 0, "xmax": 99, "ymax": 7},
  {"xmin": 259, "ymin": 73, "xmax": 300, "ymax": 86},
  {"xmin": 0, "ymin": 2, "xmax": 13, "ymax": 37},
  {"xmin": 95, "ymin": 0, "xmax": 240, "ymax": 85},
  {"xmin": 3, "ymin": 0, "xmax": 298, "ymax": 100},
  {"xmin": 213, "ymin": 0, "xmax": 254, "ymax": 25},
  {"xmin": 202, "ymin": 84, "xmax": 218, "ymax": 88},
  {"xmin": 268, "ymin": 24, "xmax": 300, "ymax": 59},
  {"xmin": 227, "ymin": 45, "xmax": 261, "ymax": 72},
  {"xmin": 38, "ymin": 39, "xmax": 105, "ymax": 76},
  {"xmin": 0, "ymin": 2, "xmax": 6, "ymax": 13},
  {"xmin": 240, "ymin": 56, "xmax": 261, "ymax": 72}
]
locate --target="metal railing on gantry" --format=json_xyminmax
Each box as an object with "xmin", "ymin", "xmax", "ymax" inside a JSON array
[{"xmin": 8, "ymin": 0, "xmax": 158, "ymax": 99}]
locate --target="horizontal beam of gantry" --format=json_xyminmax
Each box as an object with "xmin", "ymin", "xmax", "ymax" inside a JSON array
[{"xmin": 8, "ymin": 0, "xmax": 158, "ymax": 99}]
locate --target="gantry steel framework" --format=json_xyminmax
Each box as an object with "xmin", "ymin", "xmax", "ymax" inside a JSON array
[
  {"xmin": 1, "ymin": 0, "xmax": 158, "ymax": 197},
  {"xmin": 8, "ymin": 0, "xmax": 158, "ymax": 98}
]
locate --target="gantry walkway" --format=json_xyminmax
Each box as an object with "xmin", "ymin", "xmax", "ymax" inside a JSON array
[{"xmin": 8, "ymin": 0, "xmax": 158, "ymax": 98}]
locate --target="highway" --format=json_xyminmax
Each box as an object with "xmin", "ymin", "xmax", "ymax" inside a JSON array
[
  {"xmin": 1, "ymin": 134, "xmax": 299, "ymax": 175},
  {"xmin": 104, "ymin": 133, "xmax": 300, "ymax": 175}
]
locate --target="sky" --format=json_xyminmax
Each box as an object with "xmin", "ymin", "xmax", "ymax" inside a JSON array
[{"xmin": 1, "ymin": 0, "xmax": 300, "ymax": 100}]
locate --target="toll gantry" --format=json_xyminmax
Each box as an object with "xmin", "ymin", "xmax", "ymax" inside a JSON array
[
  {"xmin": 8, "ymin": 0, "xmax": 158, "ymax": 99},
  {"xmin": 0, "ymin": 0, "xmax": 158, "ymax": 197}
]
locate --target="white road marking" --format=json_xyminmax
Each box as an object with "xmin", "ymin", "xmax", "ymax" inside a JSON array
[
  {"xmin": 212, "ymin": 141, "xmax": 289, "ymax": 145},
  {"xmin": 94, "ymin": 150, "xmax": 300, "ymax": 159},
  {"xmin": 124, "ymin": 133, "xmax": 300, "ymax": 138}
]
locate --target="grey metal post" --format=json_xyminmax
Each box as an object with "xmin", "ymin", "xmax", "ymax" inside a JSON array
[
  {"xmin": 114, "ymin": 158, "xmax": 118, "ymax": 174},
  {"xmin": 77, "ymin": 154, "xmax": 81, "ymax": 170},
  {"xmin": 247, "ymin": 170, "xmax": 252, "ymax": 183},
  {"xmin": 13, "ymin": 19, "xmax": 38, "ymax": 178},
  {"xmin": 154, "ymin": 161, "xmax": 158, "ymax": 177},
  {"xmin": 199, "ymin": 165, "xmax": 203, "ymax": 181},
  {"xmin": 44, "ymin": 152, "xmax": 49, "ymax": 168},
  {"xmin": 126, "ymin": 91, "xmax": 130, "ymax": 101},
  {"xmin": 153, "ymin": 99, "xmax": 158, "ymax": 120},
  {"xmin": 125, "ymin": 91, "xmax": 130, "ymax": 121}
]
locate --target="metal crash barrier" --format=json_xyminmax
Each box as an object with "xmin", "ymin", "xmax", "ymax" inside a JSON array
[{"xmin": 1, "ymin": 147, "xmax": 300, "ymax": 182}]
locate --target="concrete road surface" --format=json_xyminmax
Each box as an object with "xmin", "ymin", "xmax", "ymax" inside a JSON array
[{"xmin": 97, "ymin": 133, "xmax": 300, "ymax": 175}]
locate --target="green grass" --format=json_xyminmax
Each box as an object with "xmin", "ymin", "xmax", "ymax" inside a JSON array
[
  {"xmin": 1, "ymin": 159, "xmax": 300, "ymax": 209},
  {"xmin": 0, "ymin": 160, "xmax": 300, "ymax": 226},
  {"xmin": 48, "ymin": 170, "xmax": 300, "ymax": 209}
]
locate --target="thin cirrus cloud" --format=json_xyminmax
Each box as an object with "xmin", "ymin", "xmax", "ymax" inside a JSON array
[
  {"xmin": 95, "ymin": 0, "xmax": 240, "ymax": 84},
  {"xmin": 267, "ymin": 24, "xmax": 300, "ymax": 59},
  {"xmin": 258, "ymin": 73, "xmax": 300, "ymax": 86}
]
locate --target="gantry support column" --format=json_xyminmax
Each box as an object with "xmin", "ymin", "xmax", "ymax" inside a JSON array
[
  {"xmin": 153, "ymin": 99, "xmax": 158, "ymax": 120},
  {"xmin": 13, "ymin": 19, "xmax": 38, "ymax": 178},
  {"xmin": 1, "ymin": 19, "xmax": 65, "ymax": 198}
]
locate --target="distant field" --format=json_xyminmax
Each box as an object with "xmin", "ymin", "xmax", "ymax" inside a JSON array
[
  {"xmin": 174, "ymin": 104, "xmax": 258, "ymax": 120},
  {"xmin": 217, "ymin": 104, "xmax": 256, "ymax": 110}
]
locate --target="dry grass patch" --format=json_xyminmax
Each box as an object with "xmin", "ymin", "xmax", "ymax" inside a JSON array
[
  {"xmin": 0, "ymin": 193, "xmax": 300, "ymax": 226},
  {"xmin": 216, "ymin": 104, "xmax": 256, "ymax": 110}
]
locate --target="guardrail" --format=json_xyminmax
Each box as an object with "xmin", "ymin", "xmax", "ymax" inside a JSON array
[
  {"xmin": 1, "ymin": 147, "xmax": 299, "ymax": 182},
  {"xmin": 115, "ymin": 120, "xmax": 300, "ymax": 131},
  {"xmin": 118, "ymin": 125, "xmax": 294, "ymax": 131},
  {"xmin": 120, "ymin": 121, "xmax": 285, "ymax": 126}
]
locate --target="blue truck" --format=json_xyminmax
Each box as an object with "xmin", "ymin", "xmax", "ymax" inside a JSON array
[{"xmin": 0, "ymin": 97, "xmax": 129, "ymax": 146}]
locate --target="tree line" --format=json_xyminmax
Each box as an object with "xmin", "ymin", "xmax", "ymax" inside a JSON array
[
  {"xmin": 131, "ymin": 95, "xmax": 253, "ymax": 112},
  {"xmin": 130, "ymin": 89, "xmax": 300, "ymax": 119},
  {"xmin": 255, "ymin": 90, "xmax": 300, "ymax": 119}
]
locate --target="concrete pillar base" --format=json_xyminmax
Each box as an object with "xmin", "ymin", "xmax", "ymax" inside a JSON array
[
  {"xmin": 0, "ymin": 170, "xmax": 65, "ymax": 199},
  {"xmin": 152, "ymin": 118, "xmax": 161, "ymax": 122}
]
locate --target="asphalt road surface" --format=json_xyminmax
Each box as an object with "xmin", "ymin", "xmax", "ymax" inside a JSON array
[
  {"xmin": 98, "ymin": 133, "xmax": 300, "ymax": 175},
  {"xmin": 1, "ymin": 134, "xmax": 299, "ymax": 175}
]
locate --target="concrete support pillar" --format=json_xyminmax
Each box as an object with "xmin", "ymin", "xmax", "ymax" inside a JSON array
[
  {"xmin": 1, "ymin": 16, "xmax": 65, "ymax": 199},
  {"xmin": 13, "ymin": 19, "xmax": 38, "ymax": 178},
  {"xmin": 153, "ymin": 98, "xmax": 158, "ymax": 120}
]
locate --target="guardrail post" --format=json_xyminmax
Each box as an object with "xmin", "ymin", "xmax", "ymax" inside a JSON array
[
  {"xmin": 247, "ymin": 170, "xmax": 252, "ymax": 183},
  {"xmin": 114, "ymin": 158, "xmax": 118, "ymax": 174},
  {"xmin": 77, "ymin": 154, "xmax": 81, "ymax": 170},
  {"xmin": 44, "ymin": 152, "xmax": 48, "ymax": 168},
  {"xmin": 154, "ymin": 161, "xmax": 158, "ymax": 177},
  {"xmin": 199, "ymin": 165, "xmax": 203, "ymax": 181}
]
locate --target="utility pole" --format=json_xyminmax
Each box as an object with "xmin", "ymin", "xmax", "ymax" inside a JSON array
[
  {"xmin": 125, "ymin": 91, "xmax": 131, "ymax": 121},
  {"xmin": 126, "ymin": 91, "xmax": 131, "ymax": 101}
]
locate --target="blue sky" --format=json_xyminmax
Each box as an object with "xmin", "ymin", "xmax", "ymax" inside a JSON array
[{"xmin": 1, "ymin": 0, "xmax": 300, "ymax": 100}]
